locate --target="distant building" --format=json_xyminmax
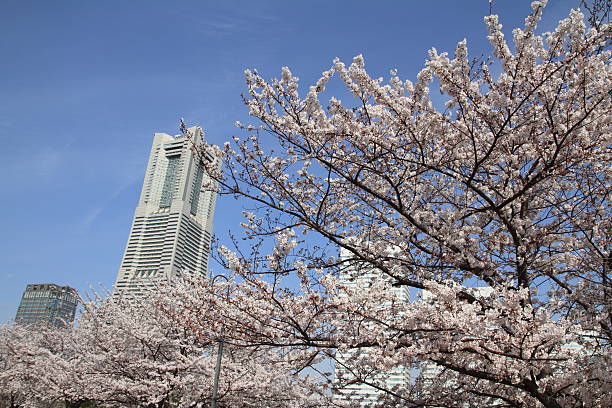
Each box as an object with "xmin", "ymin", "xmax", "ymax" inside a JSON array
[
  {"xmin": 14, "ymin": 283, "xmax": 78, "ymax": 328},
  {"xmin": 333, "ymin": 248, "xmax": 411, "ymax": 405},
  {"xmin": 113, "ymin": 126, "xmax": 217, "ymax": 296}
]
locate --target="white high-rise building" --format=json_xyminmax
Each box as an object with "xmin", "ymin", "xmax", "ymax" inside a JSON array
[
  {"xmin": 333, "ymin": 248, "xmax": 411, "ymax": 405},
  {"xmin": 114, "ymin": 126, "xmax": 217, "ymax": 296}
]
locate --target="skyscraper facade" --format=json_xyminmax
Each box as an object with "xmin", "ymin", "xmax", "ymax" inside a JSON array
[
  {"xmin": 15, "ymin": 283, "xmax": 79, "ymax": 328},
  {"xmin": 114, "ymin": 126, "xmax": 217, "ymax": 296},
  {"xmin": 333, "ymin": 249, "xmax": 411, "ymax": 405}
]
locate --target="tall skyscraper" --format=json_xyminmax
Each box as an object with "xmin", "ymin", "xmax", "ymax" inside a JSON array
[
  {"xmin": 114, "ymin": 126, "xmax": 217, "ymax": 296},
  {"xmin": 15, "ymin": 283, "xmax": 79, "ymax": 328},
  {"xmin": 333, "ymin": 249, "xmax": 411, "ymax": 405}
]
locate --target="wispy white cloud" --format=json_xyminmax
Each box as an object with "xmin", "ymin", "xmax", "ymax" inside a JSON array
[
  {"xmin": 171, "ymin": 3, "xmax": 282, "ymax": 39},
  {"xmin": 75, "ymin": 175, "xmax": 140, "ymax": 233},
  {"xmin": 0, "ymin": 146, "xmax": 64, "ymax": 191},
  {"xmin": 32, "ymin": 147, "xmax": 63, "ymax": 177},
  {"xmin": 79, "ymin": 206, "xmax": 105, "ymax": 231}
]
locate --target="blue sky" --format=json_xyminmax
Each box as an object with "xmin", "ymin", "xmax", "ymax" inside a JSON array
[{"xmin": 0, "ymin": 0, "xmax": 578, "ymax": 323}]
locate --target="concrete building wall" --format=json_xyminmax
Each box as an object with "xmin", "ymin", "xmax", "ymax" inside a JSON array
[{"xmin": 113, "ymin": 127, "xmax": 217, "ymax": 296}]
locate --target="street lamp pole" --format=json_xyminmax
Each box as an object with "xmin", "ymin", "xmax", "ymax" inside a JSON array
[{"xmin": 210, "ymin": 274, "xmax": 229, "ymax": 408}]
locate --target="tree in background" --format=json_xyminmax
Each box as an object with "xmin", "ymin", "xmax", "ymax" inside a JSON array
[
  {"xmin": 0, "ymin": 323, "xmax": 85, "ymax": 408},
  {"xmin": 0, "ymin": 292, "xmax": 324, "ymax": 408},
  {"xmin": 193, "ymin": 1, "xmax": 611, "ymax": 406}
]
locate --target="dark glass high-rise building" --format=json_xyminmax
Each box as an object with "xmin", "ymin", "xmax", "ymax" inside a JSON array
[{"xmin": 14, "ymin": 283, "xmax": 79, "ymax": 328}]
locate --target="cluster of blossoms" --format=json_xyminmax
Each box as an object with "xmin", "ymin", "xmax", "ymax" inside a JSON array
[
  {"xmin": 193, "ymin": 1, "xmax": 611, "ymax": 407},
  {"xmin": 0, "ymin": 289, "xmax": 326, "ymax": 408},
  {"xmin": 3, "ymin": 2, "xmax": 608, "ymax": 407}
]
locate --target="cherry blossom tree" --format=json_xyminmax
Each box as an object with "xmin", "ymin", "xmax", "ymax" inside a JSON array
[
  {"xmin": 151, "ymin": 281, "xmax": 327, "ymax": 408},
  {"xmin": 0, "ymin": 292, "xmax": 325, "ymax": 408},
  {"xmin": 191, "ymin": 1, "xmax": 611, "ymax": 406},
  {"xmin": 0, "ymin": 324, "xmax": 41, "ymax": 408},
  {"xmin": 0, "ymin": 324, "xmax": 83, "ymax": 408}
]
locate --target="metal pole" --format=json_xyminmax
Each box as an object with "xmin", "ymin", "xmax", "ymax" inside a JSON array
[
  {"xmin": 210, "ymin": 274, "xmax": 229, "ymax": 408},
  {"xmin": 210, "ymin": 335, "xmax": 224, "ymax": 408}
]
